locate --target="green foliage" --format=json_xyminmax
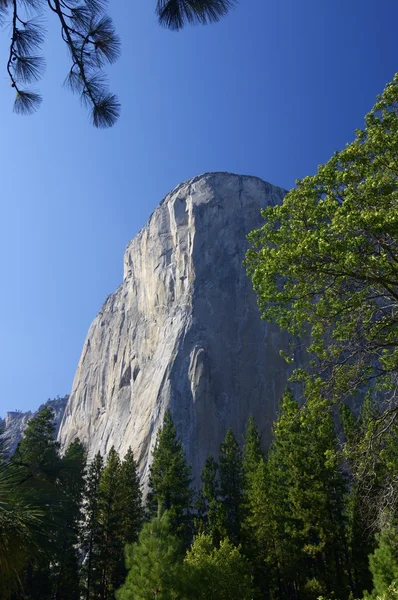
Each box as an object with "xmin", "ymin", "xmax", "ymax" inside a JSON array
[
  {"xmin": 120, "ymin": 446, "xmax": 144, "ymax": 544},
  {"xmin": 52, "ymin": 438, "xmax": 87, "ymax": 600},
  {"xmin": 185, "ymin": 533, "xmax": 254, "ymax": 600},
  {"xmin": 195, "ymin": 455, "xmax": 224, "ymax": 545},
  {"xmin": 262, "ymin": 390, "xmax": 351, "ymax": 599},
  {"xmin": 0, "ymin": 461, "xmax": 51, "ymax": 599},
  {"xmin": 246, "ymin": 74, "xmax": 398, "ymax": 402},
  {"xmin": 243, "ymin": 415, "xmax": 264, "ymax": 482},
  {"xmin": 116, "ymin": 512, "xmax": 184, "ymax": 600},
  {"xmin": 219, "ymin": 428, "xmax": 245, "ymax": 545},
  {"xmin": 148, "ymin": 410, "xmax": 193, "ymax": 542},
  {"xmin": 368, "ymin": 525, "xmax": 398, "ymax": 598},
  {"xmin": 95, "ymin": 446, "xmax": 126, "ymax": 599},
  {"xmin": 13, "ymin": 406, "xmax": 61, "ymax": 481},
  {"xmin": 81, "ymin": 451, "xmax": 104, "ymax": 600}
]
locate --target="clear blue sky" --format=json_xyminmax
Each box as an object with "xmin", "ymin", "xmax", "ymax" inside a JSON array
[{"xmin": 0, "ymin": 0, "xmax": 397, "ymax": 415}]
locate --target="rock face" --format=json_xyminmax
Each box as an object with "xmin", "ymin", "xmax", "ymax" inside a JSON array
[
  {"xmin": 1, "ymin": 396, "xmax": 68, "ymax": 456},
  {"xmin": 58, "ymin": 173, "xmax": 295, "ymax": 484}
]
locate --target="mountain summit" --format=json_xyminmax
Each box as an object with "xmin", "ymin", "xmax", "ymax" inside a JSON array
[{"xmin": 58, "ymin": 173, "xmax": 294, "ymax": 483}]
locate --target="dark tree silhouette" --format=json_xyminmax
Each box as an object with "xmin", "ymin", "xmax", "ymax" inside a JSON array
[{"xmin": 1, "ymin": 0, "xmax": 237, "ymax": 126}]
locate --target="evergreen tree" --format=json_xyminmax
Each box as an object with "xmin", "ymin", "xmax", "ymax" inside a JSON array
[
  {"xmin": 0, "ymin": 460, "xmax": 51, "ymax": 599},
  {"xmin": 148, "ymin": 410, "xmax": 193, "ymax": 543},
  {"xmin": 53, "ymin": 438, "xmax": 87, "ymax": 600},
  {"xmin": 81, "ymin": 451, "xmax": 104, "ymax": 600},
  {"xmin": 219, "ymin": 429, "xmax": 245, "ymax": 545},
  {"xmin": 368, "ymin": 524, "xmax": 398, "ymax": 598},
  {"xmin": 185, "ymin": 533, "xmax": 254, "ymax": 600},
  {"xmin": 13, "ymin": 406, "xmax": 61, "ymax": 482},
  {"xmin": 263, "ymin": 390, "xmax": 303, "ymax": 599},
  {"xmin": 240, "ymin": 417, "xmax": 267, "ymax": 596},
  {"xmin": 0, "ymin": 419, "xmax": 7, "ymax": 464},
  {"xmin": 242, "ymin": 415, "xmax": 264, "ymax": 481},
  {"xmin": 265, "ymin": 390, "xmax": 350, "ymax": 600},
  {"xmin": 340, "ymin": 403, "xmax": 374, "ymax": 596},
  {"xmin": 244, "ymin": 457, "xmax": 276, "ymax": 599},
  {"xmin": 116, "ymin": 512, "xmax": 184, "ymax": 600},
  {"xmin": 96, "ymin": 446, "xmax": 125, "ymax": 600},
  {"xmin": 10, "ymin": 407, "xmax": 63, "ymax": 600},
  {"xmin": 120, "ymin": 446, "xmax": 144, "ymax": 544},
  {"xmin": 195, "ymin": 456, "xmax": 223, "ymax": 545}
]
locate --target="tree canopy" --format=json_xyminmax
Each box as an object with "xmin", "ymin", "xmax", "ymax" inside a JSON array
[
  {"xmin": 246, "ymin": 74, "xmax": 398, "ymax": 408},
  {"xmin": 1, "ymin": 0, "xmax": 237, "ymax": 126}
]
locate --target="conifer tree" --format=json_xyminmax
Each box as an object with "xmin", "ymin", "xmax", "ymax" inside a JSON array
[
  {"xmin": 368, "ymin": 524, "xmax": 398, "ymax": 598},
  {"xmin": 241, "ymin": 416, "xmax": 267, "ymax": 595},
  {"xmin": 13, "ymin": 406, "xmax": 61, "ymax": 482},
  {"xmin": 263, "ymin": 390, "xmax": 303, "ymax": 599},
  {"xmin": 96, "ymin": 446, "xmax": 125, "ymax": 600},
  {"xmin": 120, "ymin": 446, "xmax": 144, "ymax": 544},
  {"xmin": 53, "ymin": 438, "xmax": 87, "ymax": 600},
  {"xmin": 116, "ymin": 512, "xmax": 184, "ymax": 600},
  {"xmin": 0, "ymin": 420, "xmax": 7, "ymax": 464},
  {"xmin": 219, "ymin": 428, "xmax": 245, "ymax": 545},
  {"xmin": 81, "ymin": 451, "xmax": 104, "ymax": 600},
  {"xmin": 11, "ymin": 407, "xmax": 63, "ymax": 600},
  {"xmin": 242, "ymin": 415, "xmax": 264, "ymax": 481},
  {"xmin": 243, "ymin": 457, "xmax": 274, "ymax": 600},
  {"xmin": 266, "ymin": 390, "xmax": 349, "ymax": 599},
  {"xmin": 340, "ymin": 403, "xmax": 375, "ymax": 595},
  {"xmin": 148, "ymin": 410, "xmax": 193, "ymax": 543},
  {"xmin": 195, "ymin": 455, "xmax": 223, "ymax": 545},
  {"xmin": 185, "ymin": 533, "xmax": 254, "ymax": 600}
]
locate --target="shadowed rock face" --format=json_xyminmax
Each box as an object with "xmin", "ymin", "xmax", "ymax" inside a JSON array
[{"xmin": 58, "ymin": 172, "xmax": 296, "ymax": 484}]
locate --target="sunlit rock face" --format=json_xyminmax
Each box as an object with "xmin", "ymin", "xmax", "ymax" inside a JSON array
[
  {"xmin": 58, "ymin": 172, "xmax": 296, "ymax": 484},
  {"xmin": 1, "ymin": 396, "xmax": 68, "ymax": 456}
]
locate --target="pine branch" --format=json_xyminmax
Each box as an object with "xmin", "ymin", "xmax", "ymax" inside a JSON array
[
  {"xmin": 156, "ymin": 0, "xmax": 237, "ymax": 30},
  {"xmin": 7, "ymin": 0, "xmax": 44, "ymax": 114},
  {"xmin": 49, "ymin": 0, "xmax": 120, "ymax": 127}
]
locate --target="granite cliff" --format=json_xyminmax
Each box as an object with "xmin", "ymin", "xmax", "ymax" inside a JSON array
[
  {"xmin": 58, "ymin": 173, "xmax": 297, "ymax": 483},
  {"xmin": 1, "ymin": 396, "xmax": 68, "ymax": 456}
]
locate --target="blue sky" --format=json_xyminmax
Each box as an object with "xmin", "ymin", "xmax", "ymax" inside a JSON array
[{"xmin": 0, "ymin": 0, "xmax": 397, "ymax": 415}]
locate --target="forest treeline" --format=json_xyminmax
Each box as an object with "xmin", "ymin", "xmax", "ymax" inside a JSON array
[
  {"xmin": 1, "ymin": 62, "xmax": 397, "ymax": 600},
  {"xmin": 1, "ymin": 393, "xmax": 398, "ymax": 600}
]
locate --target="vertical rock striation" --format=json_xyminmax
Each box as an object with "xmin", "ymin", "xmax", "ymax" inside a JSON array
[{"xmin": 58, "ymin": 173, "xmax": 296, "ymax": 483}]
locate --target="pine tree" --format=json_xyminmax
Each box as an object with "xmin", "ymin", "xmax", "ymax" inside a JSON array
[
  {"xmin": 219, "ymin": 429, "xmax": 245, "ymax": 545},
  {"xmin": 340, "ymin": 403, "xmax": 374, "ymax": 596},
  {"xmin": 10, "ymin": 407, "xmax": 63, "ymax": 600},
  {"xmin": 185, "ymin": 533, "xmax": 254, "ymax": 600},
  {"xmin": 242, "ymin": 415, "xmax": 264, "ymax": 481},
  {"xmin": 81, "ymin": 451, "xmax": 104, "ymax": 600},
  {"xmin": 116, "ymin": 512, "xmax": 184, "ymax": 600},
  {"xmin": 13, "ymin": 406, "xmax": 61, "ymax": 482},
  {"xmin": 266, "ymin": 390, "xmax": 350, "ymax": 600},
  {"xmin": 148, "ymin": 410, "xmax": 193, "ymax": 543},
  {"xmin": 195, "ymin": 455, "xmax": 223, "ymax": 545},
  {"xmin": 0, "ymin": 419, "xmax": 7, "ymax": 464},
  {"xmin": 95, "ymin": 446, "xmax": 126, "ymax": 600},
  {"xmin": 120, "ymin": 446, "xmax": 144, "ymax": 544},
  {"xmin": 368, "ymin": 525, "xmax": 398, "ymax": 597},
  {"xmin": 261, "ymin": 390, "xmax": 303, "ymax": 600},
  {"xmin": 53, "ymin": 439, "xmax": 87, "ymax": 600},
  {"xmin": 243, "ymin": 457, "xmax": 274, "ymax": 600},
  {"xmin": 241, "ymin": 416, "xmax": 267, "ymax": 595}
]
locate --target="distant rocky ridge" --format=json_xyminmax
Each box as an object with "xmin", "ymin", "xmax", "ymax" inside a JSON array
[
  {"xmin": 0, "ymin": 396, "xmax": 68, "ymax": 456},
  {"xmin": 57, "ymin": 172, "xmax": 302, "ymax": 485}
]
